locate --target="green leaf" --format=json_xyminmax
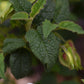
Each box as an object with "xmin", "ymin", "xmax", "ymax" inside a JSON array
[
  {"xmin": 42, "ymin": 20, "xmax": 58, "ymax": 38},
  {"xmin": 11, "ymin": 12, "xmax": 28, "ymax": 20},
  {"xmin": 10, "ymin": 0, "xmax": 32, "ymax": 13},
  {"xmin": 30, "ymin": 0, "xmax": 46, "ymax": 18},
  {"xmin": 59, "ymin": 21, "xmax": 84, "ymax": 34},
  {"xmin": 0, "ymin": 53, "xmax": 5, "ymax": 79},
  {"xmin": 0, "ymin": 1, "xmax": 12, "ymax": 18},
  {"xmin": 10, "ymin": 48, "xmax": 32, "ymax": 79},
  {"xmin": 25, "ymin": 26, "xmax": 60, "ymax": 68},
  {"xmin": 33, "ymin": 0, "xmax": 56, "ymax": 25},
  {"xmin": 54, "ymin": 0, "xmax": 70, "ymax": 23},
  {"xmin": 3, "ymin": 38, "xmax": 26, "ymax": 54}
]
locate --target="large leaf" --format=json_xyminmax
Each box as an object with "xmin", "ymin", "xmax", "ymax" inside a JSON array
[
  {"xmin": 3, "ymin": 38, "xmax": 26, "ymax": 54},
  {"xmin": 59, "ymin": 21, "xmax": 84, "ymax": 34},
  {"xmin": 0, "ymin": 53, "xmax": 5, "ymax": 79},
  {"xmin": 25, "ymin": 26, "xmax": 60, "ymax": 68},
  {"xmin": 11, "ymin": 12, "xmax": 28, "ymax": 20},
  {"xmin": 10, "ymin": 0, "xmax": 32, "ymax": 13},
  {"xmin": 42, "ymin": 20, "xmax": 58, "ymax": 38},
  {"xmin": 54, "ymin": 0, "xmax": 70, "ymax": 23},
  {"xmin": 33, "ymin": 0, "xmax": 56, "ymax": 26},
  {"xmin": 10, "ymin": 48, "xmax": 32, "ymax": 79},
  {"xmin": 30, "ymin": 0, "xmax": 46, "ymax": 18}
]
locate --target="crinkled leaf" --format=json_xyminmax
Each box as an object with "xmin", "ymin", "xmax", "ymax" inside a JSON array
[
  {"xmin": 42, "ymin": 20, "xmax": 58, "ymax": 38},
  {"xmin": 3, "ymin": 38, "xmax": 26, "ymax": 54},
  {"xmin": 10, "ymin": 48, "xmax": 32, "ymax": 79},
  {"xmin": 25, "ymin": 26, "xmax": 60, "ymax": 68},
  {"xmin": 0, "ymin": 53, "xmax": 5, "ymax": 79},
  {"xmin": 54, "ymin": 0, "xmax": 70, "ymax": 23},
  {"xmin": 33, "ymin": 0, "xmax": 56, "ymax": 25},
  {"xmin": 59, "ymin": 21, "xmax": 84, "ymax": 34},
  {"xmin": 10, "ymin": 0, "xmax": 32, "ymax": 13},
  {"xmin": 30, "ymin": 0, "xmax": 46, "ymax": 18},
  {"xmin": 11, "ymin": 12, "xmax": 28, "ymax": 20}
]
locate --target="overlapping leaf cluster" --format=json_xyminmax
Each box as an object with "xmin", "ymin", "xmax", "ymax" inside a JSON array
[{"xmin": 0, "ymin": 0, "xmax": 84, "ymax": 84}]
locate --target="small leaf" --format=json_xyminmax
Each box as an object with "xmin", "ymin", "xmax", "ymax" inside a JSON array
[
  {"xmin": 10, "ymin": 48, "xmax": 32, "ymax": 79},
  {"xmin": 3, "ymin": 38, "xmax": 26, "ymax": 54},
  {"xmin": 42, "ymin": 20, "xmax": 58, "ymax": 38},
  {"xmin": 25, "ymin": 26, "xmax": 60, "ymax": 68},
  {"xmin": 11, "ymin": 12, "xmax": 28, "ymax": 20},
  {"xmin": 59, "ymin": 21, "xmax": 84, "ymax": 34},
  {"xmin": 30, "ymin": 0, "xmax": 46, "ymax": 18},
  {"xmin": 0, "ymin": 53, "xmax": 5, "ymax": 79}
]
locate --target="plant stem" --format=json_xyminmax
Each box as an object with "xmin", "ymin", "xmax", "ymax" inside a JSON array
[
  {"xmin": 25, "ymin": 18, "xmax": 33, "ymax": 31},
  {"xmin": 54, "ymin": 32, "xmax": 66, "ymax": 43}
]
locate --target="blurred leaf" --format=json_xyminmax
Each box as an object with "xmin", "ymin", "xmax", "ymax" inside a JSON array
[
  {"xmin": 0, "ymin": 53, "xmax": 5, "ymax": 79},
  {"xmin": 52, "ymin": 60, "xmax": 77, "ymax": 76},
  {"xmin": 3, "ymin": 38, "xmax": 26, "ymax": 54},
  {"xmin": 54, "ymin": 0, "xmax": 70, "ymax": 23},
  {"xmin": 11, "ymin": 12, "xmax": 28, "ymax": 20},
  {"xmin": 10, "ymin": 48, "xmax": 32, "ymax": 79},
  {"xmin": 59, "ymin": 21, "xmax": 84, "ymax": 34},
  {"xmin": 30, "ymin": 0, "xmax": 46, "ymax": 18},
  {"xmin": 25, "ymin": 26, "xmax": 61, "ymax": 68},
  {"xmin": 33, "ymin": 0, "xmax": 56, "ymax": 26},
  {"xmin": 10, "ymin": 0, "xmax": 32, "ymax": 13},
  {"xmin": 28, "ymin": 0, "xmax": 36, "ymax": 3},
  {"xmin": 42, "ymin": 20, "xmax": 58, "ymax": 38},
  {"xmin": 0, "ymin": 1, "xmax": 12, "ymax": 18}
]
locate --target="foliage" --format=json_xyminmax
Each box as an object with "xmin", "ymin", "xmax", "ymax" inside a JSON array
[{"xmin": 0, "ymin": 0, "xmax": 84, "ymax": 83}]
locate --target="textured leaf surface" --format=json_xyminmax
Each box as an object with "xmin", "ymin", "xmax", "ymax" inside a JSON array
[
  {"xmin": 25, "ymin": 26, "xmax": 60, "ymax": 68},
  {"xmin": 30, "ymin": 0, "xmax": 46, "ymax": 18},
  {"xmin": 33, "ymin": 0, "xmax": 56, "ymax": 25},
  {"xmin": 3, "ymin": 38, "xmax": 26, "ymax": 54},
  {"xmin": 42, "ymin": 20, "xmax": 58, "ymax": 38},
  {"xmin": 54, "ymin": 0, "xmax": 70, "ymax": 23},
  {"xmin": 59, "ymin": 21, "xmax": 84, "ymax": 34},
  {"xmin": 11, "ymin": 12, "xmax": 28, "ymax": 20},
  {"xmin": 10, "ymin": 48, "xmax": 32, "ymax": 79},
  {"xmin": 10, "ymin": 0, "xmax": 31, "ymax": 13},
  {"xmin": 0, "ymin": 53, "xmax": 5, "ymax": 79}
]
